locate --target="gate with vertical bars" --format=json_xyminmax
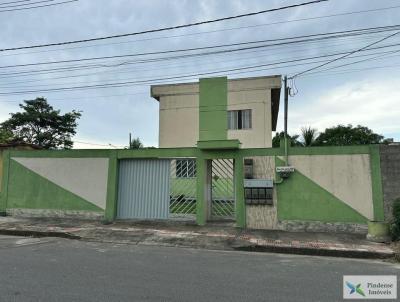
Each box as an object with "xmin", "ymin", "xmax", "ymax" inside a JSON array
[
  {"xmin": 211, "ymin": 158, "xmax": 235, "ymax": 220},
  {"xmin": 169, "ymin": 159, "xmax": 197, "ymax": 220}
]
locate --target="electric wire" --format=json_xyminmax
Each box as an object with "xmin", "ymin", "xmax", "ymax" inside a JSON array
[
  {"xmin": 0, "ymin": 0, "xmax": 77, "ymax": 12},
  {"xmin": 1, "ymin": 3, "xmax": 399, "ymax": 58},
  {"xmin": 0, "ymin": 0, "xmax": 329, "ymax": 52},
  {"xmin": 291, "ymin": 30, "xmax": 400, "ymax": 78}
]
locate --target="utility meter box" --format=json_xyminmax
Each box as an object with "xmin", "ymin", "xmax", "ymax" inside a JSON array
[
  {"xmin": 244, "ymin": 179, "xmax": 273, "ymax": 205},
  {"xmin": 244, "ymin": 159, "xmax": 254, "ymax": 179}
]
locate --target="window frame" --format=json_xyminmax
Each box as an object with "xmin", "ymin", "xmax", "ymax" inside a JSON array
[{"xmin": 227, "ymin": 109, "xmax": 252, "ymax": 130}]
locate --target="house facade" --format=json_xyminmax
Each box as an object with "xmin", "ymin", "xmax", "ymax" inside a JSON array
[
  {"xmin": 151, "ymin": 75, "xmax": 281, "ymax": 148},
  {"xmin": 0, "ymin": 75, "xmax": 393, "ymax": 235}
]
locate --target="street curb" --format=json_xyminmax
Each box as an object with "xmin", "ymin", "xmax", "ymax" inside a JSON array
[
  {"xmin": 233, "ymin": 244, "xmax": 394, "ymax": 259},
  {"xmin": 0, "ymin": 228, "xmax": 394, "ymax": 260},
  {"xmin": 0, "ymin": 229, "xmax": 81, "ymax": 240}
]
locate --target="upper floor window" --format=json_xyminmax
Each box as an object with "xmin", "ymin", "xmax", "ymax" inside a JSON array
[{"xmin": 228, "ymin": 109, "xmax": 252, "ymax": 130}]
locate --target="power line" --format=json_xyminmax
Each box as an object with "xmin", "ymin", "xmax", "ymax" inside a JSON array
[
  {"xmin": 0, "ymin": 91, "xmax": 149, "ymax": 103},
  {"xmin": 3, "ymin": 47, "xmax": 400, "ymax": 90},
  {"xmin": 2, "ymin": 38, "xmax": 400, "ymax": 81},
  {"xmin": 301, "ymin": 62, "xmax": 400, "ymax": 78},
  {"xmin": 1, "ymin": 3, "xmax": 399, "ymax": 58},
  {"xmin": 0, "ymin": 0, "xmax": 56, "ymax": 9},
  {"xmin": 0, "ymin": 0, "xmax": 77, "ymax": 12},
  {"xmin": 3, "ymin": 45, "xmax": 400, "ymax": 95},
  {"xmin": 291, "ymin": 30, "xmax": 400, "ymax": 78},
  {"xmin": 303, "ymin": 48, "xmax": 400, "ymax": 75},
  {"xmin": 0, "ymin": 35, "xmax": 387, "ymax": 86},
  {"xmin": 0, "ymin": 0, "xmax": 328, "ymax": 52},
  {"xmin": 1, "ymin": 24, "xmax": 399, "ymax": 71},
  {"xmin": 0, "ymin": 0, "xmax": 32, "ymax": 5},
  {"xmin": 73, "ymin": 140, "xmax": 125, "ymax": 148}
]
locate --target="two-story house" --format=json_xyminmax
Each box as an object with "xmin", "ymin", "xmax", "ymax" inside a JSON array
[{"xmin": 151, "ymin": 75, "xmax": 281, "ymax": 149}]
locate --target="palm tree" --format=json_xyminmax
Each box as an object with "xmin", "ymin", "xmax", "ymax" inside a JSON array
[{"xmin": 301, "ymin": 126, "xmax": 317, "ymax": 147}]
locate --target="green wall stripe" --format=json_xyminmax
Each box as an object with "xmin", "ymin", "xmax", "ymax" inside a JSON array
[
  {"xmin": 234, "ymin": 155, "xmax": 245, "ymax": 227},
  {"xmin": 0, "ymin": 150, "xmax": 10, "ymax": 213},
  {"xmin": 105, "ymin": 151, "xmax": 119, "ymax": 221},
  {"xmin": 199, "ymin": 77, "xmax": 228, "ymax": 141},
  {"xmin": 369, "ymin": 145, "xmax": 385, "ymax": 221},
  {"xmin": 196, "ymin": 158, "xmax": 207, "ymax": 225},
  {"xmin": 8, "ymin": 160, "xmax": 103, "ymax": 212},
  {"xmin": 276, "ymin": 157, "xmax": 367, "ymax": 223}
]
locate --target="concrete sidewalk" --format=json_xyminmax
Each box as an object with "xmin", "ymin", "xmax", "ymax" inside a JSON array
[{"xmin": 0, "ymin": 217, "xmax": 395, "ymax": 259}]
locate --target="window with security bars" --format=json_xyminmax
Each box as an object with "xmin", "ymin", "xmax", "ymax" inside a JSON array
[
  {"xmin": 176, "ymin": 159, "xmax": 196, "ymax": 178},
  {"xmin": 227, "ymin": 109, "xmax": 252, "ymax": 130}
]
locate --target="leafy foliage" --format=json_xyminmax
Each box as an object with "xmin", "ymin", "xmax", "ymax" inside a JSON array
[
  {"xmin": 391, "ymin": 198, "xmax": 400, "ymax": 241},
  {"xmin": 314, "ymin": 124, "xmax": 384, "ymax": 146},
  {"xmin": 272, "ymin": 131, "xmax": 302, "ymax": 148},
  {"xmin": 1, "ymin": 98, "xmax": 81, "ymax": 149},
  {"xmin": 301, "ymin": 126, "xmax": 317, "ymax": 146},
  {"xmin": 129, "ymin": 136, "xmax": 143, "ymax": 149},
  {"xmin": 0, "ymin": 128, "xmax": 15, "ymax": 144}
]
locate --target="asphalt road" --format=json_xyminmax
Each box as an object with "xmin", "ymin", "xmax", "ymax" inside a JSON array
[{"xmin": 0, "ymin": 235, "xmax": 399, "ymax": 302}]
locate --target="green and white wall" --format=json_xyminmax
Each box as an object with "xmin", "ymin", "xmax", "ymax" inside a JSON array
[
  {"xmin": 0, "ymin": 76, "xmax": 387, "ymax": 234},
  {"xmin": 0, "ymin": 150, "xmax": 112, "ymax": 218},
  {"xmin": 0, "ymin": 145, "xmax": 385, "ymax": 233}
]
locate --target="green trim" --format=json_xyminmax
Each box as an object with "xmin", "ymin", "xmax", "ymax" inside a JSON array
[
  {"xmin": 105, "ymin": 151, "xmax": 119, "ymax": 221},
  {"xmin": 117, "ymin": 148, "xmax": 198, "ymax": 159},
  {"xmin": 0, "ymin": 151, "xmax": 10, "ymax": 213},
  {"xmin": 288, "ymin": 145, "xmax": 370, "ymax": 155},
  {"xmin": 369, "ymin": 145, "xmax": 384, "ymax": 221},
  {"xmin": 197, "ymin": 139, "xmax": 240, "ymax": 150},
  {"xmin": 234, "ymin": 155, "xmax": 245, "ymax": 227},
  {"xmin": 10, "ymin": 149, "xmax": 112, "ymax": 158},
  {"xmin": 239, "ymin": 148, "xmax": 281, "ymax": 157},
  {"xmin": 276, "ymin": 157, "xmax": 367, "ymax": 223},
  {"xmin": 196, "ymin": 157, "xmax": 207, "ymax": 225},
  {"xmin": 199, "ymin": 77, "xmax": 228, "ymax": 141},
  {"xmin": 8, "ymin": 160, "xmax": 102, "ymax": 212}
]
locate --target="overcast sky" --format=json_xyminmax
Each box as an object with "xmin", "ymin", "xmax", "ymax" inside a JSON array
[{"xmin": 1, "ymin": 0, "xmax": 399, "ymax": 148}]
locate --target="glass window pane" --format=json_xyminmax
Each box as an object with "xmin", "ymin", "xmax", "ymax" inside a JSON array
[
  {"xmin": 227, "ymin": 111, "xmax": 233, "ymax": 129},
  {"xmin": 242, "ymin": 109, "xmax": 251, "ymax": 129}
]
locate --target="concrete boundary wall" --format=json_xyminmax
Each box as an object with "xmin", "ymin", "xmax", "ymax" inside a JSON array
[
  {"xmin": 0, "ymin": 145, "xmax": 385, "ymax": 233},
  {"xmin": 380, "ymin": 145, "xmax": 400, "ymax": 221}
]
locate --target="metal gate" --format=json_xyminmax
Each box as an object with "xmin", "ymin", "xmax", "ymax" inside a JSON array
[
  {"xmin": 211, "ymin": 159, "xmax": 235, "ymax": 220},
  {"xmin": 117, "ymin": 159, "xmax": 170, "ymax": 219},
  {"xmin": 169, "ymin": 159, "xmax": 197, "ymax": 219}
]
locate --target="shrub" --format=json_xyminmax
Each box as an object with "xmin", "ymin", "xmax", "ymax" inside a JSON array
[{"xmin": 391, "ymin": 198, "xmax": 400, "ymax": 240}]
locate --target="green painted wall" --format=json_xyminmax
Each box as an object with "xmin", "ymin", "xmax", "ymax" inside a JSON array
[
  {"xmin": 199, "ymin": 77, "xmax": 228, "ymax": 141},
  {"xmin": 3, "ymin": 144, "xmax": 384, "ymax": 226},
  {"xmin": 276, "ymin": 157, "xmax": 367, "ymax": 223},
  {"xmin": 369, "ymin": 145, "xmax": 385, "ymax": 221},
  {"xmin": 7, "ymin": 159, "xmax": 102, "ymax": 212}
]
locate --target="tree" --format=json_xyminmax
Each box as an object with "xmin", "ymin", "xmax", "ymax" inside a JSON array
[
  {"xmin": 128, "ymin": 134, "xmax": 143, "ymax": 149},
  {"xmin": 272, "ymin": 131, "xmax": 302, "ymax": 148},
  {"xmin": 0, "ymin": 128, "xmax": 15, "ymax": 144},
  {"xmin": 314, "ymin": 124, "xmax": 384, "ymax": 146},
  {"xmin": 1, "ymin": 98, "xmax": 81, "ymax": 149},
  {"xmin": 301, "ymin": 126, "xmax": 317, "ymax": 146}
]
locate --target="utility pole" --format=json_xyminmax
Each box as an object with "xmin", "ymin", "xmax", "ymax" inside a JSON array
[
  {"xmin": 284, "ymin": 75, "xmax": 289, "ymax": 165},
  {"xmin": 129, "ymin": 132, "xmax": 132, "ymax": 149}
]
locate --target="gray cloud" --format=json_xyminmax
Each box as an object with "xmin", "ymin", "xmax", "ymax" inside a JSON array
[{"xmin": 0, "ymin": 0, "xmax": 399, "ymax": 147}]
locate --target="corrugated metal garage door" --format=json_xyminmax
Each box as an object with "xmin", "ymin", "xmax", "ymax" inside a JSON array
[{"xmin": 117, "ymin": 159, "xmax": 170, "ymax": 219}]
